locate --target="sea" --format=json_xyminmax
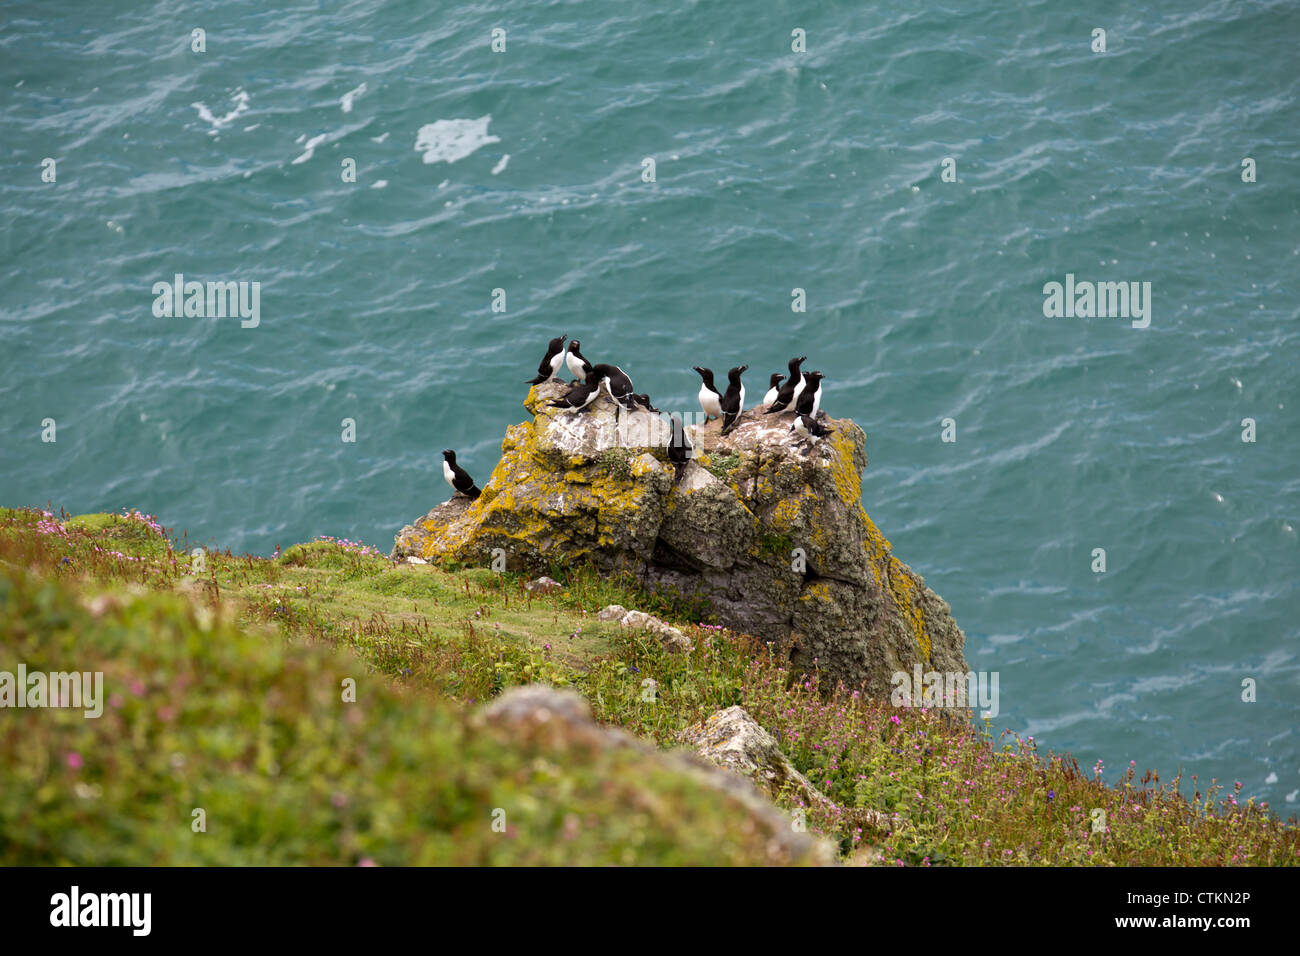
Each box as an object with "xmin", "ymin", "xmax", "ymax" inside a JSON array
[{"xmin": 1, "ymin": 1, "xmax": 1296, "ymax": 807}]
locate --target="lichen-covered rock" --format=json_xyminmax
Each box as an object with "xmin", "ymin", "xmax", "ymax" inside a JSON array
[{"xmin": 394, "ymin": 379, "xmax": 967, "ymax": 698}]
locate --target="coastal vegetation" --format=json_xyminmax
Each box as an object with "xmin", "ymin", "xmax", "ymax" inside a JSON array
[{"xmin": 1, "ymin": 506, "xmax": 1294, "ymax": 865}]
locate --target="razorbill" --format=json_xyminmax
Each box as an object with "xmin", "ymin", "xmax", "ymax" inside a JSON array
[
  {"xmin": 565, "ymin": 339, "xmax": 593, "ymax": 384},
  {"xmin": 790, "ymin": 367, "xmax": 808, "ymax": 409},
  {"xmin": 762, "ymin": 372, "xmax": 785, "ymax": 406},
  {"xmin": 790, "ymin": 413, "xmax": 830, "ymax": 450},
  {"xmin": 590, "ymin": 363, "xmax": 636, "ymax": 409},
  {"xmin": 764, "ymin": 356, "xmax": 807, "ymax": 414},
  {"xmin": 548, "ymin": 380, "xmax": 601, "ymax": 411},
  {"xmin": 667, "ymin": 412, "xmax": 692, "ymax": 482},
  {"xmin": 441, "ymin": 449, "xmax": 482, "ymax": 499},
  {"xmin": 692, "ymin": 366, "xmax": 722, "ymax": 420},
  {"xmin": 794, "ymin": 371, "xmax": 825, "ymax": 419},
  {"xmin": 719, "ymin": 364, "xmax": 748, "ymax": 435},
  {"xmin": 525, "ymin": 333, "xmax": 567, "ymax": 385},
  {"xmin": 630, "ymin": 393, "xmax": 660, "ymax": 413}
]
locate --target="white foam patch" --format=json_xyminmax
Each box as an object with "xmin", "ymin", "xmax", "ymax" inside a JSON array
[
  {"xmin": 192, "ymin": 90, "xmax": 250, "ymax": 133},
  {"xmin": 371, "ymin": 179, "xmax": 388, "ymax": 189},
  {"xmin": 370, "ymin": 132, "xmax": 389, "ymax": 144},
  {"xmin": 491, "ymin": 153, "xmax": 510, "ymax": 175},
  {"xmin": 415, "ymin": 115, "xmax": 499, "ymax": 165},
  {"xmin": 292, "ymin": 133, "xmax": 328, "ymax": 165},
  {"xmin": 340, "ymin": 83, "xmax": 366, "ymax": 113}
]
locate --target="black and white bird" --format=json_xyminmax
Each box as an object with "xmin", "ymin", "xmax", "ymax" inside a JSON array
[
  {"xmin": 790, "ymin": 413, "xmax": 830, "ymax": 450},
  {"xmin": 765, "ymin": 356, "xmax": 807, "ymax": 414},
  {"xmin": 630, "ymin": 393, "xmax": 660, "ymax": 413},
  {"xmin": 667, "ymin": 412, "xmax": 692, "ymax": 482},
  {"xmin": 590, "ymin": 363, "xmax": 636, "ymax": 409},
  {"xmin": 693, "ymin": 366, "xmax": 722, "ymax": 421},
  {"xmin": 794, "ymin": 370, "xmax": 825, "ymax": 419},
  {"xmin": 548, "ymin": 380, "xmax": 601, "ymax": 411},
  {"xmin": 441, "ymin": 449, "xmax": 482, "ymax": 499},
  {"xmin": 525, "ymin": 334, "xmax": 567, "ymax": 385},
  {"xmin": 762, "ymin": 372, "xmax": 785, "ymax": 406},
  {"xmin": 720, "ymin": 365, "xmax": 748, "ymax": 435},
  {"xmin": 790, "ymin": 367, "xmax": 809, "ymax": 409},
  {"xmin": 564, "ymin": 339, "xmax": 593, "ymax": 384}
]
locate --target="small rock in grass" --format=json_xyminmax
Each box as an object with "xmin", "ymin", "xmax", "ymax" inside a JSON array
[{"xmin": 596, "ymin": 604, "xmax": 628, "ymax": 622}]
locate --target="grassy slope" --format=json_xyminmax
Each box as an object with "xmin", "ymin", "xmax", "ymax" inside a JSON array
[{"xmin": 1, "ymin": 507, "xmax": 1295, "ymax": 866}]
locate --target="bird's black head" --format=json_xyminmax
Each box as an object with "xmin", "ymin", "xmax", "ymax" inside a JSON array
[
  {"xmin": 727, "ymin": 365, "xmax": 748, "ymax": 382},
  {"xmin": 789, "ymin": 355, "xmax": 807, "ymax": 372},
  {"xmin": 441, "ymin": 449, "xmax": 456, "ymax": 462},
  {"xmin": 808, "ymin": 371, "xmax": 825, "ymax": 383},
  {"xmin": 692, "ymin": 366, "xmax": 714, "ymax": 383},
  {"xmin": 549, "ymin": 334, "xmax": 566, "ymax": 351},
  {"xmin": 769, "ymin": 372, "xmax": 785, "ymax": 387},
  {"xmin": 568, "ymin": 339, "xmax": 582, "ymax": 353}
]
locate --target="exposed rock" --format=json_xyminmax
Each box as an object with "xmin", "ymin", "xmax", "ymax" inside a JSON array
[
  {"xmin": 682, "ymin": 706, "xmax": 891, "ymax": 828},
  {"xmin": 476, "ymin": 686, "xmax": 834, "ymax": 865},
  {"xmin": 596, "ymin": 604, "xmax": 693, "ymax": 652},
  {"xmin": 394, "ymin": 379, "xmax": 967, "ymax": 698},
  {"xmin": 681, "ymin": 706, "xmax": 830, "ymax": 808},
  {"xmin": 524, "ymin": 575, "xmax": 561, "ymax": 594}
]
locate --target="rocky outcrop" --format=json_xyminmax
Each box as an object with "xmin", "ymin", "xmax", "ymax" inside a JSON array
[
  {"xmin": 477, "ymin": 686, "xmax": 834, "ymax": 865},
  {"xmin": 394, "ymin": 379, "xmax": 967, "ymax": 697},
  {"xmin": 680, "ymin": 706, "xmax": 830, "ymax": 809}
]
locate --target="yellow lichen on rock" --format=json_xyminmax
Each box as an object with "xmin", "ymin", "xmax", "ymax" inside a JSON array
[{"xmin": 393, "ymin": 379, "xmax": 967, "ymax": 699}]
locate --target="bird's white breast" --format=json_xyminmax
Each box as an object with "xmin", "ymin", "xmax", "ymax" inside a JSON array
[
  {"xmin": 443, "ymin": 461, "xmax": 455, "ymax": 487},
  {"xmin": 699, "ymin": 385, "xmax": 721, "ymax": 417},
  {"xmin": 763, "ymin": 387, "xmax": 778, "ymax": 405}
]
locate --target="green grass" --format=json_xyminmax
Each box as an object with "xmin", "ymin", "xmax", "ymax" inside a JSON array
[
  {"xmin": 1, "ymin": 506, "xmax": 1296, "ymax": 866},
  {"xmin": 0, "ymin": 510, "xmax": 813, "ymax": 865},
  {"xmin": 703, "ymin": 452, "xmax": 741, "ymax": 480}
]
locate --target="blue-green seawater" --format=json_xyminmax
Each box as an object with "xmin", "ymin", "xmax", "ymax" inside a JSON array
[{"xmin": 2, "ymin": 2, "xmax": 1297, "ymax": 806}]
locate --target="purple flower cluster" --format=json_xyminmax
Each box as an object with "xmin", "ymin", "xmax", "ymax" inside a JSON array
[{"xmin": 315, "ymin": 535, "xmax": 384, "ymax": 558}]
